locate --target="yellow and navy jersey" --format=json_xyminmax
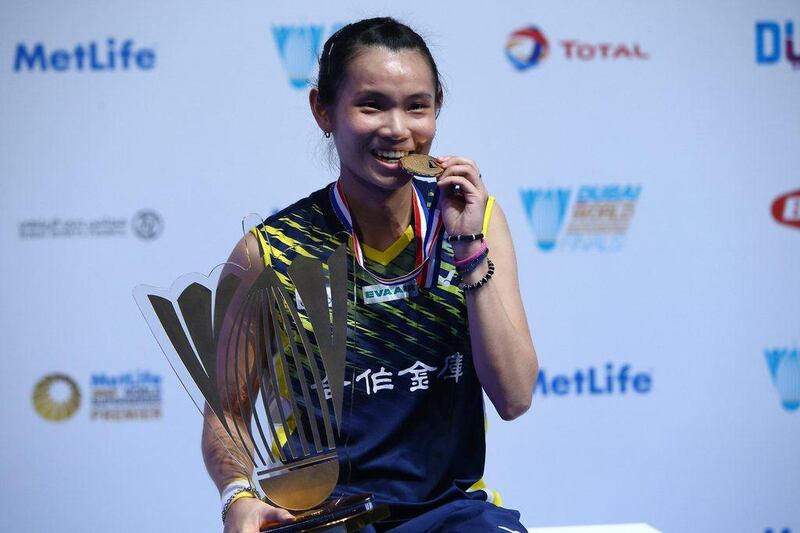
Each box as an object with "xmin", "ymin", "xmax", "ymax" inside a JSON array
[{"xmin": 255, "ymin": 180, "xmax": 494, "ymax": 523}]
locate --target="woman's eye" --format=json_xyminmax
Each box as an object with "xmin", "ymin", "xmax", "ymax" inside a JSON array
[{"xmin": 409, "ymin": 102, "xmax": 429, "ymax": 111}]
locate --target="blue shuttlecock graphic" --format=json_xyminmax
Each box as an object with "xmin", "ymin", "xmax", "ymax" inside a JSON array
[
  {"xmin": 272, "ymin": 25, "xmax": 324, "ymax": 89},
  {"xmin": 764, "ymin": 348, "xmax": 800, "ymax": 411},
  {"xmin": 520, "ymin": 188, "xmax": 570, "ymax": 251}
]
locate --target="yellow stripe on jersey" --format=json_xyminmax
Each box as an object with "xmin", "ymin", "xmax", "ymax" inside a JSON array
[
  {"xmin": 482, "ymin": 196, "xmax": 495, "ymax": 236},
  {"xmin": 468, "ymin": 478, "xmax": 504, "ymax": 507},
  {"xmin": 362, "ymin": 226, "xmax": 414, "ymax": 266},
  {"xmin": 357, "ymin": 195, "xmax": 496, "ymax": 266}
]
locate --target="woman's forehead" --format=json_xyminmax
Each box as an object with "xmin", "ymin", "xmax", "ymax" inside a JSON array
[{"xmin": 342, "ymin": 46, "xmax": 436, "ymax": 96}]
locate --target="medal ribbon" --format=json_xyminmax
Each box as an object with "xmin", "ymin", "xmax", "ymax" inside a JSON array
[{"xmin": 329, "ymin": 180, "xmax": 444, "ymax": 288}]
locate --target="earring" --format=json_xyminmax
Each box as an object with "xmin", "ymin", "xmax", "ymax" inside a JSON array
[{"xmin": 324, "ymin": 131, "xmax": 332, "ymax": 138}]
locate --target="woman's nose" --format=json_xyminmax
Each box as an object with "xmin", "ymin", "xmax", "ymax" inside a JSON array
[{"xmin": 380, "ymin": 110, "xmax": 410, "ymax": 139}]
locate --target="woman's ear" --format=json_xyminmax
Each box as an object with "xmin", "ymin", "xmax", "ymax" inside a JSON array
[{"xmin": 309, "ymin": 88, "xmax": 333, "ymax": 134}]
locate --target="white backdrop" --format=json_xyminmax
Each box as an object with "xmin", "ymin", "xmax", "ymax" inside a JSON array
[{"xmin": 1, "ymin": 1, "xmax": 798, "ymax": 532}]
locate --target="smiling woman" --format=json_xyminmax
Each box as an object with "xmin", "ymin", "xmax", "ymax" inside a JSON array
[{"xmin": 202, "ymin": 17, "xmax": 538, "ymax": 533}]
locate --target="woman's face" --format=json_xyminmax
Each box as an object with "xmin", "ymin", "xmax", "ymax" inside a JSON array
[{"xmin": 328, "ymin": 46, "xmax": 438, "ymax": 194}]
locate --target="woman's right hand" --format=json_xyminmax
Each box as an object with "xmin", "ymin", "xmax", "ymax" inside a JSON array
[{"xmin": 223, "ymin": 497, "xmax": 295, "ymax": 533}]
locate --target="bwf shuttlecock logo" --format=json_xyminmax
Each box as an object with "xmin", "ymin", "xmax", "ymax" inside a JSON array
[
  {"xmin": 765, "ymin": 348, "xmax": 800, "ymax": 411},
  {"xmin": 272, "ymin": 24, "xmax": 343, "ymax": 89},
  {"xmin": 520, "ymin": 188, "xmax": 570, "ymax": 251}
]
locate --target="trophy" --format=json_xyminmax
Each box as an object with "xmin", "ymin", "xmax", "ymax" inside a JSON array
[{"xmin": 134, "ymin": 216, "xmax": 388, "ymax": 532}]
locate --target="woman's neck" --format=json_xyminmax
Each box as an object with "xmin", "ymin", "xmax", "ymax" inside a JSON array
[{"xmin": 339, "ymin": 177, "xmax": 413, "ymax": 252}]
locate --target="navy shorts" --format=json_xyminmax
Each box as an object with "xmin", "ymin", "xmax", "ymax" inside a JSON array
[{"xmin": 364, "ymin": 499, "xmax": 526, "ymax": 533}]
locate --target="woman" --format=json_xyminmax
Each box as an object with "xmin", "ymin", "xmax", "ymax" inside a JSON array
[{"xmin": 203, "ymin": 17, "xmax": 538, "ymax": 533}]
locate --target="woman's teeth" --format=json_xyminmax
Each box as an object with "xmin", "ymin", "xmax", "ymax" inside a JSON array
[{"xmin": 373, "ymin": 150, "xmax": 409, "ymax": 161}]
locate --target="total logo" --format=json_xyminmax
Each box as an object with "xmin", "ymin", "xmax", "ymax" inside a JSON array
[
  {"xmin": 535, "ymin": 363, "xmax": 652, "ymax": 397},
  {"xmin": 771, "ymin": 188, "xmax": 800, "ymax": 230},
  {"xmin": 520, "ymin": 184, "xmax": 641, "ymax": 252},
  {"xmin": 272, "ymin": 23, "xmax": 344, "ymax": 88},
  {"xmin": 765, "ymin": 348, "xmax": 799, "ymax": 412},
  {"xmin": 14, "ymin": 38, "xmax": 155, "ymax": 72},
  {"xmin": 505, "ymin": 25, "xmax": 649, "ymax": 71},
  {"xmin": 756, "ymin": 20, "xmax": 799, "ymax": 69}
]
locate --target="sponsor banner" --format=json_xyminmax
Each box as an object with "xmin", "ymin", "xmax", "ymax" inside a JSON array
[
  {"xmin": 18, "ymin": 209, "xmax": 164, "ymax": 241},
  {"xmin": 520, "ymin": 184, "xmax": 641, "ymax": 252},
  {"xmin": 505, "ymin": 25, "xmax": 649, "ymax": 71}
]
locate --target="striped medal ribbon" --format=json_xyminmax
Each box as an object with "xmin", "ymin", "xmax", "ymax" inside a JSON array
[{"xmin": 329, "ymin": 180, "xmax": 444, "ymax": 288}]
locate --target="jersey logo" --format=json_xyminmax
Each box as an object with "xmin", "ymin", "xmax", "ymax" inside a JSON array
[
  {"xmin": 439, "ymin": 269, "xmax": 457, "ymax": 286},
  {"xmin": 362, "ymin": 281, "xmax": 418, "ymax": 304}
]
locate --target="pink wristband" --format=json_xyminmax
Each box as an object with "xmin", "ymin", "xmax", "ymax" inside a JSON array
[{"xmin": 453, "ymin": 241, "xmax": 488, "ymax": 268}]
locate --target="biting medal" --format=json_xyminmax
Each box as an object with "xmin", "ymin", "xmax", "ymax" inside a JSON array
[{"xmin": 400, "ymin": 154, "xmax": 443, "ymax": 178}]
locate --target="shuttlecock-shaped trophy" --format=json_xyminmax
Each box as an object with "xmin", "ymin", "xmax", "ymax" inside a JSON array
[{"xmin": 133, "ymin": 216, "xmax": 387, "ymax": 531}]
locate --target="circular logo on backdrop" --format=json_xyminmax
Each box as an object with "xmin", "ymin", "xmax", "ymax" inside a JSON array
[
  {"xmin": 32, "ymin": 373, "xmax": 81, "ymax": 421},
  {"xmin": 131, "ymin": 209, "xmax": 164, "ymax": 240},
  {"xmin": 506, "ymin": 26, "xmax": 549, "ymax": 70}
]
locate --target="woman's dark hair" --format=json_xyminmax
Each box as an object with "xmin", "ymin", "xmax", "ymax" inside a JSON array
[{"xmin": 316, "ymin": 17, "xmax": 443, "ymax": 109}]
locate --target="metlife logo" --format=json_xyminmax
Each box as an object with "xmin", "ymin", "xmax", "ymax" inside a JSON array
[
  {"xmin": 13, "ymin": 38, "xmax": 156, "ymax": 72},
  {"xmin": 520, "ymin": 184, "xmax": 641, "ymax": 252},
  {"xmin": 535, "ymin": 363, "xmax": 652, "ymax": 397}
]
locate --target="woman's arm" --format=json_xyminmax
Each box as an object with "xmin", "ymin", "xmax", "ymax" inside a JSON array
[
  {"xmin": 437, "ymin": 157, "xmax": 539, "ymax": 420},
  {"xmin": 458, "ymin": 202, "xmax": 538, "ymax": 420},
  {"xmin": 200, "ymin": 232, "xmax": 294, "ymax": 532}
]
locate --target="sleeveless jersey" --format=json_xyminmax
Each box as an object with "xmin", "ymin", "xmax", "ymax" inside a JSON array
[{"xmin": 255, "ymin": 180, "xmax": 488, "ymax": 525}]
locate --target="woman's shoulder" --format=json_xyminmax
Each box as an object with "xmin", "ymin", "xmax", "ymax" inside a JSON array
[
  {"xmin": 263, "ymin": 183, "xmax": 333, "ymax": 227},
  {"xmin": 254, "ymin": 182, "xmax": 345, "ymax": 257}
]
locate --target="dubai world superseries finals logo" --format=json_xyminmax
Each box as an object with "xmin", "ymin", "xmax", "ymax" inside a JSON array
[{"xmin": 520, "ymin": 184, "xmax": 642, "ymax": 252}]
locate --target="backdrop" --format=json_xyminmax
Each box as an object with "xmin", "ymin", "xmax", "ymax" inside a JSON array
[{"xmin": 1, "ymin": 1, "xmax": 798, "ymax": 532}]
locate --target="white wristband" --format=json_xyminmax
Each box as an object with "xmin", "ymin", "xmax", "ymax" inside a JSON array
[{"xmin": 221, "ymin": 478, "xmax": 251, "ymax": 507}]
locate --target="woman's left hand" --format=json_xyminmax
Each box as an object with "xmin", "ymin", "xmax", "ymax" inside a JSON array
[{"xmin": 435, "ymin": 155, "xmax": 488, "ymax": 239}]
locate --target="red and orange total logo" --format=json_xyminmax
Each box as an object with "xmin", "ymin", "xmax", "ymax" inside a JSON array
[
  {"xmin": 505, "ymin": 25, "xmax": 649, "ymax": 71},
  {"xmin": 771, "ymin": 189, "xmax": 800, "ymax": 230}
]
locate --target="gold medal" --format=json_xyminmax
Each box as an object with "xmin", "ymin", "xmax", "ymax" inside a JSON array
[{"xmin": 400, "ymin": 154, "xmax": 443, "ymax": 178}]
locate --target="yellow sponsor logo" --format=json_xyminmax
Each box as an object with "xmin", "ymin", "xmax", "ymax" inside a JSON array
[{"xmin": 32, "ymin": 373, "xmax": 81, "ymax": 422}]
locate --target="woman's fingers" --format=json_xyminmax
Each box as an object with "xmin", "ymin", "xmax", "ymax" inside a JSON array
[{"xmin": 436, "ymin": 157, "xmax": 484, "ymax": 191}]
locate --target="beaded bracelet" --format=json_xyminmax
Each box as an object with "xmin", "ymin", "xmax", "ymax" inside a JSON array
[
  {"xmin": 447, "ymin": 232, "xmax": 484, "ymax": 243},
  {"xmin": 457, "ymin": 258, "xmax": 495, "ymax": 292}
]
